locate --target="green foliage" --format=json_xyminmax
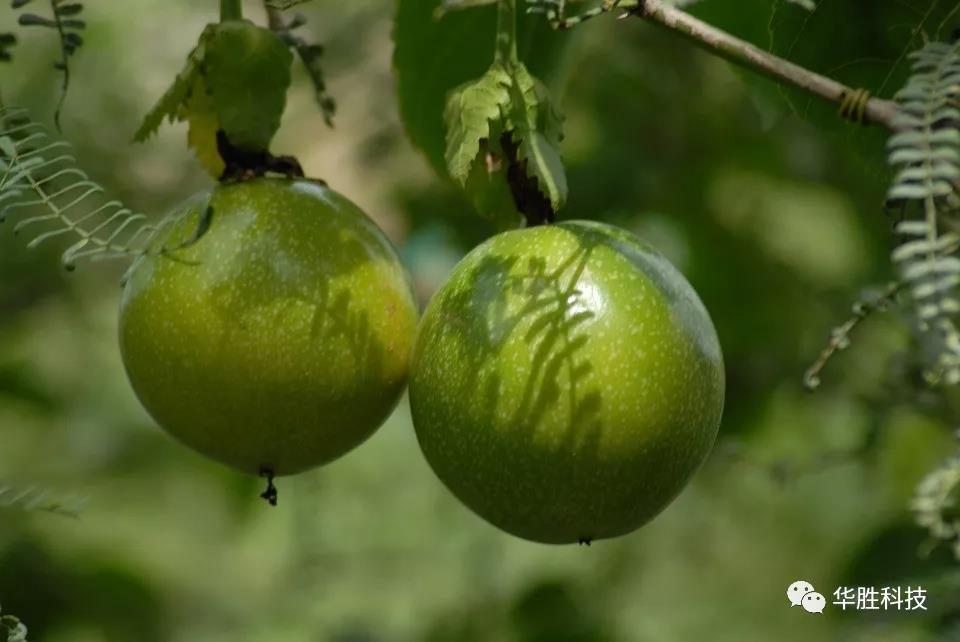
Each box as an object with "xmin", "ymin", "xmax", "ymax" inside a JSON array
[
  {"xmin": 445, "ymin": 59, "xmax": 567, "ymax": 222},
  {"xmin": 761, "ymin": 0, "xmax": 957, "ymax": 81},
  {"xmin": 10, "ymin": 0, "xmax": 86, "ymax": 129},
  {"xmin": 436, "ymin": 0, "xmax": 497, "ymax": 15},
  {"xmin": 887, "ymin": 40, "xmax": 960, "ymax": 384},
  {"xmin": 394, "ymin": 0, "xmax": 567, "ymax": 177},
  {"xmin": 6, "ymin": 1, "xmax": 960, "ymax": 638},
  {"xmin": 0, "ymin": 32, "xmax": 15, "ymax": 62},
  {"xmin": 912, "ymin": 454, "xmax": 960, "ymax": 559},
  {"xmin": 183, "ymin": 76, "xmax": 224, "ymax": 177},
  {"xmin": 444, "ymin": 66, "xmax": 512, "ymax": 183},
  {"xmin": 505, "ymin": 63, "xmax": 566, "ymax": 211},
  {"xmin": 132, "ymin": 25, "xmax": 215, "ymax": 143},
  {"xmin": 692, "ymin": 0, "xmax": 957, "ymax": 127},
  {"xmin": 204, "ymin": 21, "xmax": 292, "ymax": 151},
  {"xmin": 0, "ymin": 107, "xmax": 190, "ymax": 269},
  {"xmin": 267, "ymin": 10, "xmax": 335, "ymax": 126},
  {"xmin": 0, "ymin": 604, "xmax": 28, "ymax": 642},
  {"xmin": 407, "ymin": 0, "xmax": 568, "ymax": 225},
  {"xmin": 462, "ymin": 139, "xmax": 524, "ymax": 229},
  {"xmin": 133, "ymin": 21, "xmax": 293, "ymax": 175}
]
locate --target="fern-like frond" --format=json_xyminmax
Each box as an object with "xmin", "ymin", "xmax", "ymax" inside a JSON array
[
  {"xmin": 0, "ymin": 32, "xmax": 16, "ymax": 63},
  {"xmin": 912, "ymin": 454, "xmax": 960, "ymax": 559},
  {"xmin": 0, "ymin": 483, "xmax": 85, "ymax": 518},
  {"xmin": 888, "ymin": 40, "xmax": 960, "ymax": 384},
  {"xmin": 0, "ymin": 603, "xmax": 29, "ymax": 642},
  {"xmin": 0, "ymin": 107, "xmax": 177, "ymax": 270},
  {"xmin": 12, "ymin": 0, "xmax": 86, "ymax": 129}
]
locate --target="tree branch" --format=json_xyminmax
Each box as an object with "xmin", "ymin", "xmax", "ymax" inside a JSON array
[
  {"xmin": 530, "ymin": 0, "xmax": 902, "ymax": 130},
  {"xmin": 630, "ymin": 0, "xmax": 900, "ymax": 129},
  {"xmin": 803, "ymin": 281, "xmax": 903, "ymax": 391}
]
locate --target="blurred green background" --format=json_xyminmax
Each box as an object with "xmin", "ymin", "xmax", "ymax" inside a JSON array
[{"xmin": 2, "ymin": 1, "xmax": 960, "ymax": 641}]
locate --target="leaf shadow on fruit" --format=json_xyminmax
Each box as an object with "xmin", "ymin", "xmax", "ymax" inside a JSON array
[
  {"xmin": 199, "ymin": 210, "xmax": 388, "ymax": 384},
  {"xmin": 149, "ymin": 203, "xmax": 400, "ymax": 472},
  {"xmin": 430, "ymin": 230, "xmax": 621, "ymax": 532},
  {"xmin": 208, "ymin": 255, "xmax": 388, "ymax": 468},
  {"xmin": 450, "ymin": 235, "xmax": 604, "ymax": 448},
  {"xmin": 504, "ymin": 244, "xmax": 603, "ymax": 446}
]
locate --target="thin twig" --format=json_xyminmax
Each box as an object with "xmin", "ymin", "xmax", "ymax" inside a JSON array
[
  {"xmin": 804, "ymin": 281, "xmax": 904, "ymax": 391},
  {"xmin": 50, "ymin": 0, "xmax": 70, "ymax": 131},
  {"xmin": 264, "ymin": 0, "xmax": 336, "ymax": 126},
  {"xmin": 528, "ymin": 0, "xmax": 903, "ymax": 130}
]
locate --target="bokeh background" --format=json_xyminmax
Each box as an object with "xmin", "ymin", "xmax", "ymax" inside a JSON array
[{"xmin": 2, "ymin": 1, "xmax": 960, "ymax": 640}]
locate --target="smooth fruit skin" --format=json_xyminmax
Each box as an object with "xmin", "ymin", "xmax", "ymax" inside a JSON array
[
  {"xmin": 409, "ymin": 221, "xmax": 724, "ymax": 544},
  {"xmin": 119, "ymin": 179, "xmax": 418, "ymax": 476}
]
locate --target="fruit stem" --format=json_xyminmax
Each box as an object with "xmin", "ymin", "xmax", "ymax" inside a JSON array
[
  {"xmin": 494, "ymin": 0, "xmax": 518, "ymax": 65},
  {"xmin": 220, "ymin": 0, "xmax": 243, "ymax": 22},
  {"xmin": 216, "ymin": 131, "xmax": 306, "ymax": 182},
  {"xmin": 259, "ymin": 467, "xmax": 278, "ymax": 506}
]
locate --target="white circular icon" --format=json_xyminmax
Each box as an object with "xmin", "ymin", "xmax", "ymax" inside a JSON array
[
  {"xmin": 802, "ymin": 591, "xmax": 826, "ymax": 614},
  {"xmin": 787, "ymin": 580, "xmax": 815, "ymax": 607}
]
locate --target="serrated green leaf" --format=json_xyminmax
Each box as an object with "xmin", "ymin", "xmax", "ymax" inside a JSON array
[
  {"xmin": 204, "ymin": 21, "xmax": 293, "ymax": 152},
  {"xmin": 183, "ymin": 77, "xmax": 225, "ymax": 178},
  {"xmin": 394, "ymin": 0, "xmax": 568, "ymax": 177},
  {"xmin": 505, "ymin": 62, "xmax": 567, "ymax": 211},
  {"xmin": 463, "ymin": 134, "xmax": 524, "ymax": 230},
  {"xmin": 517, "ymin": 130, "xmax": 567, "ymax": 211},
  {"xmin": 444, "ymin": 65, "xmax": 511, "ymax": 184},
  {"xmin": 133, "ymin": 24, "xmax": 215, "ymax": 142}
]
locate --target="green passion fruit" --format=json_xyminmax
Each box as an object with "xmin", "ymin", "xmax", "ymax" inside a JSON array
[
  {"xmin": 119, "ymin": 179, "xmax": 418, "ymax": 477},
  {"xmin": 409, "ymin": 221, "xmax": 725, "ymax": 544}
]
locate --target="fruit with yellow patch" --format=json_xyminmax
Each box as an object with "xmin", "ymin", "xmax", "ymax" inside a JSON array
[{"xmin": 120, "ymin": 179, "xmax": 419, "ymax": 476}]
